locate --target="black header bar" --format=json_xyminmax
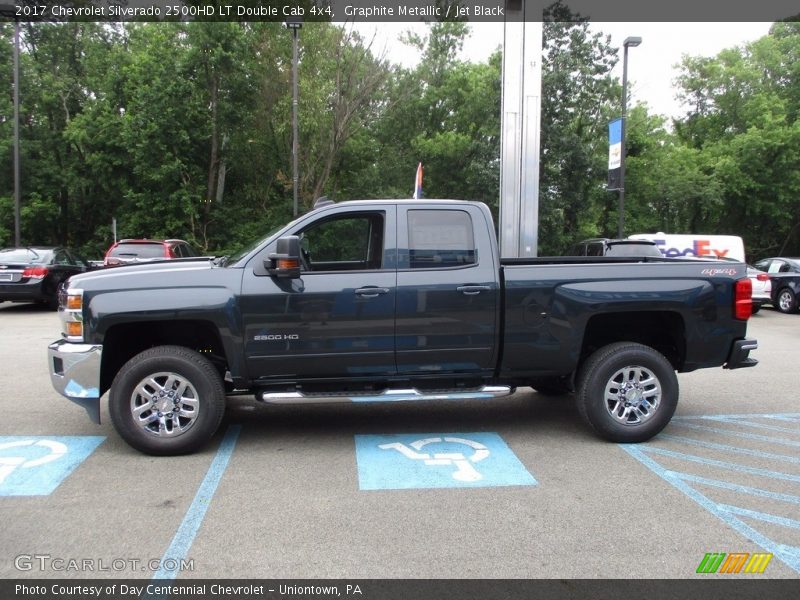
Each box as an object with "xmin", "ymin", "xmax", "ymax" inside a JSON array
[{"xmin": 0, "ymin": 1, "xmax": 797, "ymax": 23}]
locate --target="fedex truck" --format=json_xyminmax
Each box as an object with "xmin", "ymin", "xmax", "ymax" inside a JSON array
[{"xmin": 628, "ymin": 233, "xmax": 746, "ymax": 263}]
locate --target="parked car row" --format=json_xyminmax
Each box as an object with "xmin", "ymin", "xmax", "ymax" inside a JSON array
[
  {"xmin": 103, "ymin": 238, "xmax": 197, "ymax": 266},
  {"xmin": 1, "ymin": 239, "xmax": 199, "ymax": 310},
  {"xmin": 0, "ymin": 247, "xmax": 94, "ymax": 309},
  {"xmin": 754, "ymin": 257, "xmax": 800, "ymax": 314}
]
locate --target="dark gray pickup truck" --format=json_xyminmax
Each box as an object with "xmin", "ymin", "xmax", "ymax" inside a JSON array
[{"xmin": 48, "ymin": 200, "xmax": 757, "ymax": 455}]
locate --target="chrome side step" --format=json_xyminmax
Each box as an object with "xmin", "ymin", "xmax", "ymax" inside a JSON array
[{"xmin": 259, "ymin": 385, "xmax": 514, "ymax": 405}]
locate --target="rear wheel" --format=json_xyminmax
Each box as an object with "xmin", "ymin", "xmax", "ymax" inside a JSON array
[
  {"xmin": 109, "ymin": 345, "xmax": 226, "ymax": 455},
  {"xmin": 776, "ymin": 288, "xmax": 798, "ymax": 313},
  {"xmin": 576, "ymin": 342, "xmax": 678, "ymax": 443}
]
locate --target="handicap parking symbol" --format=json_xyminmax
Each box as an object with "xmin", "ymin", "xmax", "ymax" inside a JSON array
[
  {"xmin": 0, "ymin": 436, "xmax": 104, "ymax": 496},
  {"xmin": 355, "ymin": 432, "xmax": 537, "ymax": 490}
]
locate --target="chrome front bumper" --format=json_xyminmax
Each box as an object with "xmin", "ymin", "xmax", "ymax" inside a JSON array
[{"xmin": 48, "ymin": 339, "xmax": 103, "ymax": 423}]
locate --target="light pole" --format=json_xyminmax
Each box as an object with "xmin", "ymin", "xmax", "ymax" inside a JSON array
[
  {"xmin": 618, "ymin": 36, "xmax": 641, "ymax": 238},
  {"xmin": 0, "ymin": 4, "xmax": 20, "ymax": 246},
  {"xmin": 285, "ymin": 17, "xmax": 302, "ymax": 217}
]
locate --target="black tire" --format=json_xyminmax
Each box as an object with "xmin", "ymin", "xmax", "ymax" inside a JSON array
[
  {"xmin": 576, "ymin": 342, "xmax": 678, "ymax": 443},
  {"xmin": 776, "ymin": 288, "xmax": 798, "ymax": 314},
  {"xmin": 751, "ymin": 304, "xmax": 761, "ymax": 315},
  {"xmin": 109, "ymin": 345, "xmax": 226, "ymax": 455},
  {"xmin": 530, "ymin": 376, "xmax": 573, "ymax": 396},
  {"xmin": 45, "ymin": 293, "xmax": 59, "ymax": 310}
]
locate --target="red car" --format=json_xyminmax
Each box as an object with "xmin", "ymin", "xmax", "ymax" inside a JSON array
[{"xmin": 103, "ymin": 239, "xmax": 197, "ymax": 267}]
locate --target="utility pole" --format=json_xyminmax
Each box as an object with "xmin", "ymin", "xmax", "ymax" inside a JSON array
[
  {"xmin": 1, "ymin": 4, "xmax": 21, "ymax": 245},
  {"xmin": 618, "ymin": 36, "xmax": 642, "ymax": 238},
  {"xmin": 285, "ymin": 17, "xmax": 303, "ymax": 217}
]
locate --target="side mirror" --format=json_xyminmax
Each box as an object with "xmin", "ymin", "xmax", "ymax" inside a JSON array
[{"xmin": 266, "ymin": 235, "xmax": 301, "ymax": 279}]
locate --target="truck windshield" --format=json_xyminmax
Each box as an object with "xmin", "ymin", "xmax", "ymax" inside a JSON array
[{"xmin": 223, "ymin": 214, "xmax": 307, "ymax": 266}]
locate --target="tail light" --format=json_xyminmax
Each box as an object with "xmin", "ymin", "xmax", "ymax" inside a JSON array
[
  {"xmin": 734, "ymin": 277, "xmax": 752, "ymax": 320},
  {"xmin": 22, "ymin": 266, "xmax": 49, "ymax": 279},
  {"xmin": 756, "ymin": 273, "xmax": 770, "ymax": 282}
]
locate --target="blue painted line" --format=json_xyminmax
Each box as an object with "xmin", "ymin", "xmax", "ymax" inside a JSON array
[
  {"xmin": 672, "ymin": 413, "xmax": 800, "ymax": 421},
  {"xmin": 763, "ymin": 415, "xmax": 800, "ymax": 424},
  {"xmin": 658, "ymin": 434, "xmax": 800, "ymax": 465},
  {"xmin": 672, "ymin": 472, "xmax": 800, "ymax": 506},
  {"xmin": 620, "ymin": 444, "xmax": 800, "ymax": 574},
  {"xmin": 670, "ymin": 422, "xmax": 800, "ymax": 448},
  {"xmin": 778, "ymin": 545, "xmax": 800, "ymax": 560},
  {"xmin": 719, "ymin": 504, "xmax": 800, "ymax": 531},
  {"xmin": 708, "ymin": 417, "xmax": 800, "ymax": 435},
  {"xmin": 0, "ymin": 436, "xmax": 105, "ymax": 496},
  {"xmin": 152, "ymin": 425, "xmax": 241, "ymax": 580},
  {"xmin": 639, "ymin": 446, "xmax": 800, "ymax": 483}
]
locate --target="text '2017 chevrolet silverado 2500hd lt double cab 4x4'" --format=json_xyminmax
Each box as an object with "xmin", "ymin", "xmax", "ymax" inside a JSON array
[{"xmin": 48, "ymin": 200, "xmax": 757, "ymax": 455}]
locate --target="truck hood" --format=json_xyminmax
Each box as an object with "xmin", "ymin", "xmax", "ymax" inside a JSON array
[{"xmin": 67, "ymin": 258, "xmax": 217, "ymax": 290}]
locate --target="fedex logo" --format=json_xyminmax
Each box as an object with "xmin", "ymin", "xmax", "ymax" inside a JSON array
[{"xmin": 653, "ymin": 239, "xmax": 730, "ymax": 259}]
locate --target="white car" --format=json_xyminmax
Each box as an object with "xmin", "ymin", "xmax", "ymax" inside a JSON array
[{"xmin": 748, "ymin": 265, "xmax": 771, "ymax": 314}]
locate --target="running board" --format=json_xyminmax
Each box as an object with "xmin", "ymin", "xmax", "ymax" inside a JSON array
[{"xmin": 259, "ymin": 385, "xmax": 514, "ymax": 405}]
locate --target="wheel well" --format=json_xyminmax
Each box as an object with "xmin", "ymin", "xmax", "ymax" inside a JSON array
[
  {"xmin": 581, "ymin": 311, "xmax": 685, "ymax": 370},
  {"xmin": 100, "ymin": 320, "xmax": 227, "ymax": 396}
]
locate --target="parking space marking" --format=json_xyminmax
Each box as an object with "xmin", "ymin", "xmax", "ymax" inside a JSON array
[
  {"xmin": 622, "ymin": 413, "xmax": 800, "ymax": 574},
  {"xmin": 153, "ymin": 425, "xmax": 241, "ymax": 580},
  {"xmin": 355, "ymin": 432, "xmax": 537, "ymax": 490},
  {"xmin": 763, "ymin": 415, "xmax": 800, "ymax": 423},
  {"xmin": 0, "ymin": 436, "xmax": 104, "ymax": 496},
  {"xmin": 670, "ymin": 422, "xmax": 800, "ymax": 448},
  {"xmin": 659, "ymin": 434, "xmax": 800, "ymax": 465},
  {"xmin": 673, "ymin": 472, "xmax": 800, "ymax": 505},
  {"xmin": 641, "ymin": 446, "xmax": 800, "ymax": 483}
]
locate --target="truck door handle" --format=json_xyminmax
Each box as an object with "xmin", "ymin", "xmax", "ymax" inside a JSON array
[
  {"xmin": 457, "ymin": 285, "xmax": 492, "ymax": 296},
  {"xmin": 355, "ymin": 287, "xmax": 389, "ymax": 298}
]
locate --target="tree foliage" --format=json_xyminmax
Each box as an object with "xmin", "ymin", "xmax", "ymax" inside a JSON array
[{"xmin": 0, "ymin": 15, "xmax": 798, "ymax": 261}]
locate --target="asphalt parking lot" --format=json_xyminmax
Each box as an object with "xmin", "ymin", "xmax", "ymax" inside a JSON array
[{"xmin": 1, "ymin": 301, "xmax": 798, "ymax": 580}]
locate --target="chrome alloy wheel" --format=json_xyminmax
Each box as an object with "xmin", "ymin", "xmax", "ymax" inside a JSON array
[
  {"xmin": 779, "ymin": 290, "xmax": 795, "ymax": 312},
  {"xmin": 130, "ymin": 372, "xmax": 200, "ymax": 437},
  {"xmin": 603, "ymin": 365, "xmax": 662, "ymax": 425}
]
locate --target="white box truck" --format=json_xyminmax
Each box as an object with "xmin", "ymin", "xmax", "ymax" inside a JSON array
[{"xmin": 628, "ymin": 233, "xmax": 746, "ymax": 262}]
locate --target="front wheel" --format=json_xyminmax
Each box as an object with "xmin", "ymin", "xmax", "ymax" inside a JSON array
[
  {"xmin": 109, "ymin": 345, "xmax": 226, "ymax": 455},
  {"xmin": 576, "ymin": 342, "xmax": 678, "ymax": 443},
  {"xmin": 776, "ymin": 288, "xmax": 798, "ymax": 313}
]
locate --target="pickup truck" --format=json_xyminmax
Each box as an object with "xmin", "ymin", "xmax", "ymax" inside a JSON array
[{"xmin": 47, "ymin": 200, "xmax": 758, "ymax": 455}]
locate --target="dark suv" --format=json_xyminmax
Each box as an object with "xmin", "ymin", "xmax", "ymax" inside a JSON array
[{"xmin": 103, "ymin": 239, "xmax": 196, "ymax": 267}]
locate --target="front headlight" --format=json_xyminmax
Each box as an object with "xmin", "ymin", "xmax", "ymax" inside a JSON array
[{"xmin": 60, "ymin": 288, "xmax": 84, "ymax": 342}]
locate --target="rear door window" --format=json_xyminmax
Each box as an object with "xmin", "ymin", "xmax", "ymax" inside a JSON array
[{"xmin": 407, "ymin": 210, "xmax": 476, "ymax": 268}]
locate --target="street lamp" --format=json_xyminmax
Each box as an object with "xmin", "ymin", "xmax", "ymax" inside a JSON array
[
  {"xmin": 618, "ymin": 35, "xmax": 641, "ymax": 238},
  {"xmin": 284, "ymin": 16, "xmax": 302, "ymax": 217},
  {"xmin": 0, "ymin": 3, "xmax": 20, "ymax": 246}
]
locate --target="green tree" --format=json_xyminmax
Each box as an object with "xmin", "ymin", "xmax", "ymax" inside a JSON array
[
  {"xmin": 538, "ymin": 4, "xmax": 619, "ymax": 254},
  {"xmin": 674, "ymin": 22, "xmax": 800, "ymax": 258}
]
